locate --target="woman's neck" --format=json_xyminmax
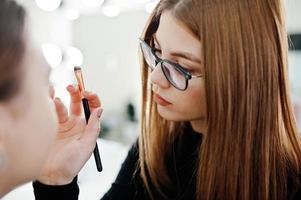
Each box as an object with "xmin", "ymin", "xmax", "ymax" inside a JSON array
[{"xmin": 190, "ymin": 119, "xmax": 207, "ymax": 135}]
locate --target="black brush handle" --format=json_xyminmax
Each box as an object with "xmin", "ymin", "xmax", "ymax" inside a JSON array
[{"xmin": 82, "ymin": 98, "xmax": 103, "ymax": 172}]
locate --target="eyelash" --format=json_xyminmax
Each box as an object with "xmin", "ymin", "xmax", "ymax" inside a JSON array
[{"xmin": 153, "ymin": 47, "xmax": 194, "ymax": 72}]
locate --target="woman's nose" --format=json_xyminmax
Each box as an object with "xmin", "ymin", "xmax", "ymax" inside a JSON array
[{"xmin": 150, "ymin": 62, "xmax": 170, "ymax": 89}]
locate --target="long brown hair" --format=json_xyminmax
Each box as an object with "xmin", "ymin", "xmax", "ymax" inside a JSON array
[
  {"xmin": 0, "ymin": 0, "xmax": 26, "ymax": 101},
  {"xmin": 139, "ymin": 0, "xmax": 301, "ymax": 199}
]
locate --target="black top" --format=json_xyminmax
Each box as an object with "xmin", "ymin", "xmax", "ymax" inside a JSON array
[{"xmin": 33, "ymin": 125, "xmax": 301, "ymax": 200}]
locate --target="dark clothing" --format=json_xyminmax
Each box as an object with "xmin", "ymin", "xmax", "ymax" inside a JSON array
[
  {"xmin": 33, "ymin": 177, "xmax": 79, "ymax": 199},
  {"xmin": 33, "ymin": 126, "xmax": 301, "ymax": 200}
]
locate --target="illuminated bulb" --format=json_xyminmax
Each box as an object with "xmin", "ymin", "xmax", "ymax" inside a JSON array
[
  {"xmin": 35, "ymin": 0, "xmax": 62, "ymax": 12},
  {"xmin": 102, "ymin": 5, "xmax": 120, "ymax": 17},
  {"xmin": 81, "ymin": 0, "xmax": 105, "ymax": 8},
  {"xmin": 66, "ymin": 47, "xmax": 84, "ymax": 67},
  {"xmin": 66, "ymin": 8, "xmax": 80, "ymax": 21},
  {"xmin": 42, "ymin": 43, "xmax": 63, "ymax": 68}
]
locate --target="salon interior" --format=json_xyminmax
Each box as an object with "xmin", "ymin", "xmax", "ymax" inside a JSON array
[{"xmin": 3, "ymin": 0, "xmax": 301, "ymax": 199}]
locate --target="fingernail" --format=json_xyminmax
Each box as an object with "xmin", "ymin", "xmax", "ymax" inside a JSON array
[
  {"xmin": 54, "ymin": 97, "xmax": 61, "ymax": 103},
  {"xmin": 67, "ymin": 85, "xmax": 74, "ymax": 91},
  {"xmin": 97, "ymin": 108, "xmax": 103, "ymax": 118}
]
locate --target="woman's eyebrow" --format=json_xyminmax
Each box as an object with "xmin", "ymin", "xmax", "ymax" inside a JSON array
[{"xmin": 153, "ymin": 34, "xmax": 202, "ymax": 64}]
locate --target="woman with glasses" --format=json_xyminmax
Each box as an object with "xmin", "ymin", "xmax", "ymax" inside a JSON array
[{"xmin": 34, "ymin": 0, "xmax": 301, "ymax": 199}]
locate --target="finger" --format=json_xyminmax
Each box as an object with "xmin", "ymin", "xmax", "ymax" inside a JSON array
[
  {"xmin": 67, "ymin": 85, "xmax": 82, "ymax": 116},
  {"xmin": 54, "ymin": 97, "xmax": 68, "ymax": 123},
  {"xmin": 83, "ymin": 91, "xmax": 101, "ymax": 111},
  {"xmin": 80, "ymin": 108, "xmax": 103, "ymax": 150},
  {"xmin": 49, "ymin": 85, "xmax": 55, "ymax": 99},
  {"xmin": 57, "ymin": 117, "xmax": 84, "ymax": 137}
]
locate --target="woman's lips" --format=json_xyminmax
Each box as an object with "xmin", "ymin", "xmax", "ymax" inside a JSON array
[{"xmin": 153, "ymin": 93, "xmax": 172, "ymax": 106}]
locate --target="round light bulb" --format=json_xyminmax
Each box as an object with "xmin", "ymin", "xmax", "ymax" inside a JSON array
[
  {"xmin": 81, "ymin": 0, "xmax": 105, "ymax": 8},
  {"xmin": 66, "ymin": 8, "xmax": 80, "ymax": 21},
  {"xmin": 42, "ymin": 43, "xmax": 63, "ymax": 68},
  {"xmin": 66, "ymin": 47, "xmax": 84, "ymax": 67},
  {"xmin": 102, "ymin": 5, "xmax": 120, "ymax": 17},
  {"xmin": 35, "ymin": 0, "xmax": 62, "ymax": 12}
]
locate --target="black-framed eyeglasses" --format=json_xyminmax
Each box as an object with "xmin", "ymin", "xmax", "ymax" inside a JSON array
[{"xmin": 138, "ymin": 38, "xmax": 203, "ymax": 91}]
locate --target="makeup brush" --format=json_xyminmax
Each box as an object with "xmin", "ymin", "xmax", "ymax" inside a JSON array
[{"xmin": 74, "ymin": 66, "xmax": 103, "ymax": 172}]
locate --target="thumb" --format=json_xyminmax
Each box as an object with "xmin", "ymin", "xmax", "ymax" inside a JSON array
[{"xmin": 80, "ymin": 108, "xmax": 103, "ymax": 149}]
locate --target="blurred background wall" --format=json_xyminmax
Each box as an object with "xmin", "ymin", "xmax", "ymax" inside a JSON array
[{"xmin": 287, "ymin": 0, "xmax": 301, "ymax": 130}]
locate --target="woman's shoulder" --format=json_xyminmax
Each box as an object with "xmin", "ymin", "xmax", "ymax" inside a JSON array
[
  {"xmin": 291, "ymin": 182, "xmax": 301, "ymax": 200},
  {"xmin": 288, "ymin": 172, "xmax": 301, "ymax": 200}
]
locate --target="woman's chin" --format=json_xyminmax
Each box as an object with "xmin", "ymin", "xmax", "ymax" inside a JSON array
[{"xmin": 157, "ymin": 105, "xmax": 183, "ymax": 121}]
